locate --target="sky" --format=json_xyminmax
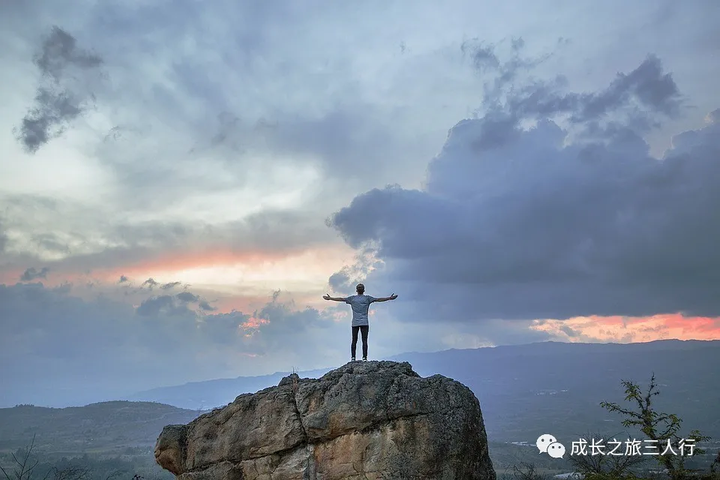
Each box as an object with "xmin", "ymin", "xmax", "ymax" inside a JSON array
[{"xmin": 1, "ymin": 0, "xmax": 719, "ymax": 407}]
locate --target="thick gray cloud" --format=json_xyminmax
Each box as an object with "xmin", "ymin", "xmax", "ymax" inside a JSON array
[
  {"xmin": 176, "ymin": 291, "xmax": 199, "ymax": 303},
  {"xmin": 20, "ymin": 267, "xmax": 50, "ymax": 281},
  {"xmin": 33, "ymin": 26, "xmax": 102, "ymax": 81},
  {"xmin": 0, "ymin": 221, "xmax": 7, "ymax": 253},
  {"xmin": 0, "ymin": 194, "xmax": 339, "ymax": 279},
  {"xmin": 329, "ymin": 53, "xmax": 720, "ymax": 322},
  {"xmin": 507, "ymin": 54, "xmax": 682, "ymax": 131},
  {"xmin": 136, "ymin": 294, "xmax": 195, "ymax": 317},
  {"xmin": 0, "ymin": 282, "xmax": 344, "ymax": 407},
  {"xmin": 458, "ymin": 41, "xmax": 683, "ymax": 142},
  {"xmin": 3, "ymin": 1, "xmax": 720, "ymax": 404},
  {"xmin": 199, "ymin": 300, "xmax": 217, "ymax": 312},
  {"xmin": 15, "ymin": 26, "xmax": 104, "ymax": 153}
]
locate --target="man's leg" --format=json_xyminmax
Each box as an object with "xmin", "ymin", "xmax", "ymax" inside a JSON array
[
  {"xmin": 360, "ymin": 325, "xmax": 369, "ymax": 360},
  {"xmin": 351, "ymin": 326, "xmax": 359, "ymax": 360}
]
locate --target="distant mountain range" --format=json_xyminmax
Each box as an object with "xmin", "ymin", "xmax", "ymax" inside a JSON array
[
  {"xmin": 3, "ymin": 340, "xmax": 717, "ymax": 474},
  {"xmin": 125, "ymin": 367, "xmax": 332, "ymax": 411},
  {"xmin": 126, "ymin": 339, "xmax": 720, "ymax": 443}
]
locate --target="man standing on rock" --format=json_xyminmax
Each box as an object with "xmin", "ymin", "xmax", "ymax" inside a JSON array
[{"xmin": 323, "ymin": 283, "xmax": 397, "ymax": 362}]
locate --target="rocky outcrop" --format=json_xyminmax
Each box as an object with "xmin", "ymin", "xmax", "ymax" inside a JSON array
[{"xmin": 155, "ymin": 361, "xmax": 496, "ymax": 480}]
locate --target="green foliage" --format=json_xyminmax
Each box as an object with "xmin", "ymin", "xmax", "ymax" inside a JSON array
[
  {"xmin": 599, "ymin": 373, "xmax": 715, "ymax": 480},
  {"xmin": 509, "ymin": 372, "xmax": 718, "ymax": 480},
  {"xmin": 0, "ymin": 402, "xmax": 199, "ymax": 457},
  {"xmin": 0, "ymin": 435, "xmax": 90, "ymax": 480},
  {"xmin": 0, "ymin": 435, "xmax": 172, "ymax": 480}
]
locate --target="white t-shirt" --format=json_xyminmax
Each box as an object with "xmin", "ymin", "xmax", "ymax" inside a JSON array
[{"xmin": 345, "ymin": 294, "xmax": 377, "ymax": 326}]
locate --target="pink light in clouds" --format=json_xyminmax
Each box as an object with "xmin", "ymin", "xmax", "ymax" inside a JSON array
[
  {"xmin": 532, "ymin": 314, "xmax": 720, "ymax": 342},
  {"xmin": 241, "ymin": 317, "xmax": 270, "ymax": 329}
]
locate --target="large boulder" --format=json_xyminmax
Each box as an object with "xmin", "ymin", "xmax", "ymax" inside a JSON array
[{"xmin": 155, "ymin": 360, "xmax": 496, "ymax": 480}]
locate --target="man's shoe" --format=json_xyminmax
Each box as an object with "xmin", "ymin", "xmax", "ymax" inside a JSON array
[
  {"xmin": 351, "ymin": 357, "xmax": 356, "ymax": 362},
  {"xmin": 362, "ymin": 357, "xmax": 367, "ymax": 361}
]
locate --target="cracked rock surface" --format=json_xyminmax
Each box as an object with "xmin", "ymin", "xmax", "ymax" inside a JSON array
[{"xmin": 155, "ymin": 361, "xmax": 496, "ymax": 480}]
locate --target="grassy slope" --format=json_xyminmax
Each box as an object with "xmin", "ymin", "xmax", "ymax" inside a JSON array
[{"xmin": 0, "ymin": 401, "xmax": 201, "ymax": 455}]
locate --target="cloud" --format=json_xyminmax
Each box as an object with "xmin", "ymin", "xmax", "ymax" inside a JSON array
[
  {"xmin": 707, "ymin": 109, "xmax": 720, "ymax": 123},
  {"xmin": 0, "ymin": 282, "xmax": 348, "ymax": 407},
  {"xmin": 459, "ymin": 41, "xmax": 682, "ymax": 141},
  {"xmin": 3, "ymin": 1, "xmax": 720, "ymax": 393},
  {"xmin": 0, "ymin": 193, "xmax": 340, "ymax": 282},
  {"xmin": 533, "ymin": 314, "xmax": 720, "ymax": 343},
  {"xmin": 0, "ymin": 221, "xmax": 7, "ymax": 253},
  {"xmin": 118, "ymin": 275, "xmax": 128, "ymax": 283},
  {"xmin": 15, "ymin": 26, "xmax": 104, "ymax": 153},
  {"xmin": 141, "ymin": 278, "xmax": 159, "ymax": 289},
  {"xmin": 199, "ymin": 300, "xmax": 217, "ymax": 311},
  {"xmin": 507, "ymin": 54, "xmax": 682, "ymax": 131},
  {"xmin": 176, "ymin": 291, "xmax": 199, "ymax": 303},
  {"xmin": 136, "ymin": 294, "xmax": 196, "ymax": 317},
  {"xmin": 328, "ymin": 52, "xmax": 720, "ymax": 323},
  {"xmin": 20, "ymin": 267, "xmax": 50, "ymax": 281},
  {"xmin": 33, "ymin": 26, "xmax": 102, "ymax": 81},
  {"xmin": 327, "ymin": 249, "xmax": 382, "ymax": 293}
]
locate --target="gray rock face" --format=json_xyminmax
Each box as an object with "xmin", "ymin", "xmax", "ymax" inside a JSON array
[{"xmin": 155, "ymin": 361, "xmax": 496, "ymax": 480}]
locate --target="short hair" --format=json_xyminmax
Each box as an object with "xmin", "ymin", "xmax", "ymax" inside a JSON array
[{"xmin": 356, "ymin": 283, "xmax": 365, "ymax": 290}]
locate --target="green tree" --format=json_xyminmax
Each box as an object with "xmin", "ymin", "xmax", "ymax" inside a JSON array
[{"xmin": 600, "ymin": 374, "xmax": 712, "ymax": 480}]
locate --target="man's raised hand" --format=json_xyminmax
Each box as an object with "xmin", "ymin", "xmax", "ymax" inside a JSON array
[
  {"xmin": 323, "ymin": 294, "xmax": 331, "ymax": 300},
  {"xmin": 390, "ymin": 293, "xmax": 398, "ymax": 300}
]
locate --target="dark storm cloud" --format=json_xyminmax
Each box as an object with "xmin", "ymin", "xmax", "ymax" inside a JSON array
[
  {"xmin": 15, "ymin": 26, "xmax": 104, "ymax": 153},
  {"xmin": 328, "ymin": 54, "xmax": 720, "ymax": 322},
  {"xmin": 20, "ymin": 267, "xmax": 50, "ymax": 281}
]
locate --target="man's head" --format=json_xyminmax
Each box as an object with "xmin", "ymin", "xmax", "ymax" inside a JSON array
[{"xmin": 356, "ymin": 283, "xmax": 365, "ymax": 294}]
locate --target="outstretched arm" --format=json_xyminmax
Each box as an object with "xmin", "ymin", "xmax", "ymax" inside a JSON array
[
  {"xmin": 323, "ymin": 294, "xmax": 347, "ymax": 302},
  {"xmin": 373, "ymin": 293, "xmax": 398, "ymax": 302}
]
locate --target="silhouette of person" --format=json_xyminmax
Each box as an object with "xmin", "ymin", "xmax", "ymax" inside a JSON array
[{"xmin": 323, "ymin": 283, "xmax": 397, "ymax": 362}]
